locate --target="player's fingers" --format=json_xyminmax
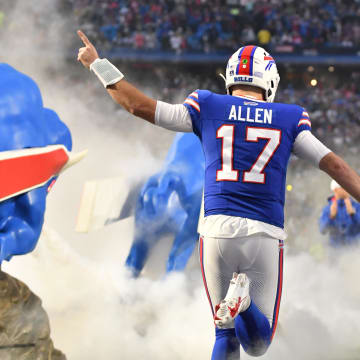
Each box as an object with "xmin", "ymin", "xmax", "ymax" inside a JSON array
[
  {"xmin": 77, "ymin": 48, "xmax": 87, "ymax": 61},
  {"xmin": 77, "ymin": 30, "xmax": 91, "ymax": 46}
]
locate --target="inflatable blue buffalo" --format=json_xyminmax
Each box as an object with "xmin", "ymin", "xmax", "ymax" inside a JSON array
[
  {"xmin": 0, "ymin": 64, "xmax": 72, "ymax": 263},
  {"xmin": 125, "ymin": 133, "xmax": 204, "ymax": 277}
]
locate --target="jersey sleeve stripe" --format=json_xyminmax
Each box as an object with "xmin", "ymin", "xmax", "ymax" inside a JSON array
[
  {"xmin": 187, "ymin": 95, "xmax": 198, "ymax": 102},
  {"xmin": 189, "ymin": 92, "xmax": 198, "ymax": 99},
  {"xmin": 184, "ymin": 99, "xmax": 200, "ymax": 112},
  {"xmin": 298, "ymin": 119, "xmax": 311, "ymax": 127},
  {"xmin": 185, "ymin": 97, "xmax": 199, "ymax": 105},
  {"xmin": 302, "ymin": 111, "xmax": 309, "ymax": 117}
]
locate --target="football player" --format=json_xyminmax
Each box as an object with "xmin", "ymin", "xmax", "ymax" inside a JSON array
[{"xmin": 77, "ymin": 30, "xmax": 360, "ymax": 359}]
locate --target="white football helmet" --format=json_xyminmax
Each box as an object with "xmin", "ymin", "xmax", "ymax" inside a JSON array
[{"xmin": 221, "ymin": 46, "xmax": 280, "ymax": 102}]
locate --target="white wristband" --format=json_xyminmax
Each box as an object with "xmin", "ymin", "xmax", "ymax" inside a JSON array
[{"xmin": 90, "ymin": 58, "xmax": 124, "ymax": 88}]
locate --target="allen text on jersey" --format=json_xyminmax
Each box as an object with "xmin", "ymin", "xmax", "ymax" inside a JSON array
[{"xmin": 228, "ymin": 105, "xmax": 272, "ymax": 124}]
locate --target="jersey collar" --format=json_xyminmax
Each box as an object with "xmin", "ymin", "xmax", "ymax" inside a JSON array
[{"xmin": 233, "ymin": 94, "xmax": 265, "ymax": 102}]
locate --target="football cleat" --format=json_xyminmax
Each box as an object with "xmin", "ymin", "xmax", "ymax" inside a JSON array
[{"xmin": 214, "ymin": 273, "xmax": 251, "ymax": 329}]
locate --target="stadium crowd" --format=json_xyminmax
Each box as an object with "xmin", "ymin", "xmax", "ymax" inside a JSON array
[
  {"xmin": 65, "ymin": 0, "xmax": 360, "ymax": 153},
  {"xmin": 69, "ymin": 0, "xmax": 360, "ymax": 53},
  {"xmin": 121, "ymin": 63, "xmax": 360, "ymax": 153},
  {"xmin": 1, "ymin": 0, "xmax": 359, "ymax": 155},
  {"xmin": 277, "ymin": 76, "xmax": 360, "ymax": 152}
]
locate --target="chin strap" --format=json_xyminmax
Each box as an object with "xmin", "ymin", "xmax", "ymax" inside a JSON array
[{"xmin": 218, "ymin": 73, "xmax": 229, "ymax": 94}]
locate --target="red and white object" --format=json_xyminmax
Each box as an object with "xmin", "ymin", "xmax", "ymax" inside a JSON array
[
  {"xmin": 214, "ymin": 272, "xmax": 251, "ymax": 329},
  {"xmin": 0, "ymin": 145, "xmax": 87, "ymax": 202}
]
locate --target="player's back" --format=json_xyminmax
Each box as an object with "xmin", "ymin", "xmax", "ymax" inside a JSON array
[{"xmin": 183, "ymin": 90, "xmax": 311, "ymax": 228}]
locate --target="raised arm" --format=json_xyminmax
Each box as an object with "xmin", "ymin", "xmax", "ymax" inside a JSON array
[
  {"xmin": 319, "ymin": 152, "xmax": 360, "ymax": 203},
  {"xmin": 292, "ymin": 130, "xmax": 360, "ymax": 203},
  {"xmin": 77, "ymin": 30, "xmax": 156, "ymax": 123}
]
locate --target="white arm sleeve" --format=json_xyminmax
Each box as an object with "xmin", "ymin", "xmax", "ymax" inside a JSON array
[
  {"xmin": 293, "ymin": 130, "xmax": 331, "ymax": 167},
  {"xmin": 155, "ymin": 101, "xmax": 193, "ymax": 132}
]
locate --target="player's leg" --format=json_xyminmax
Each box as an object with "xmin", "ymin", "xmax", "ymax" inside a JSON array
[
  {"xmin": 219, "ymin": 235, "xmax": 283, "ymax": 356},
  {"xmin": 211, "ymin": 328, "xmax": 240, "ymax": 360},
  {"xmin": 234, "ymin": 295, "xmax": 272, "ymax": 356},
  {"xmin": 199, "ymin": 236, "xmax": 240, "ymax": 360}
]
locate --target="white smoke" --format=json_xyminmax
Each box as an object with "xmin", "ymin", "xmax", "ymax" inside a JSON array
[{"xmin": 2, "ymin": 1, "xmax": 360, "ymax": 359}]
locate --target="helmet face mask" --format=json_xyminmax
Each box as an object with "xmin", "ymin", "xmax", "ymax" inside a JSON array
[{"xmin": 223, "ymin": 46, "xmax": 280, "ymax": 102}]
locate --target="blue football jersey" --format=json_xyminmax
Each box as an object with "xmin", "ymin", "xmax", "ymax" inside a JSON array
[{"xmin": 183, "ymin": 90, "xmax": 312, "ymax": 228}]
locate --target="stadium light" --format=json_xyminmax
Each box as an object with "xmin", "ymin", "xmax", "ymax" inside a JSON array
[
  {"xmin": 307, "ymin": 66, "xmax": 315, "ymax": 72},
  {"xmin": 310, "ymin": 79, "xmax": 318, "ymax": 86}
]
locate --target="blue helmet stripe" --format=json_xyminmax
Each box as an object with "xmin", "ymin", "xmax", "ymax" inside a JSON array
[{"xmin": 236, "ymin": 47, "xmax": 245, "ymax": 75}]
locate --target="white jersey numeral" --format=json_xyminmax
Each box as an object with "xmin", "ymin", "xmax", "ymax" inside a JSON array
[
  {"xmin": 216, "ymin": 125, "xmax": 281, "ymax": 184},
  {"xmin": 216, "ymin": 125, "xmax": 239, "ymax": 181},
  {"xmin": 243, "ymin": 127, "xmax": 281, "ymax": 184}
]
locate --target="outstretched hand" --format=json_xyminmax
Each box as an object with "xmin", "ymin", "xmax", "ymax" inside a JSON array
[{"xmin": 77, "ymin": 30, "xmax": 99, "ymax": 69}]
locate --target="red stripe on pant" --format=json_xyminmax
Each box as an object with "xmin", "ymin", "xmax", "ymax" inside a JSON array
[
  {"xmin": 237, "ymin": 45, "xmax": 255, "ymax": 75},
  {"xmin": 199, "ymin": 236, "xmax": 215, "ymax": 316},
  {"xmin": 271, "ymin": 242, "xmax": 284, "ymax": 340}
]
